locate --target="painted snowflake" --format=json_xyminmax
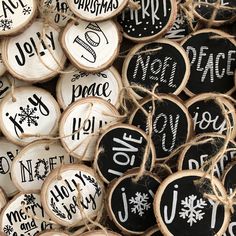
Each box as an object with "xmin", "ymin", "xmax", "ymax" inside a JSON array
[
  {"xmin": 129, "ymin": 192, "xmax": 151, "ymax": 216},
  {"xmin": 23, "ymin": 194, "xmax": 36, "ymax": 206},
  {"xmin": 0, "ymin": 19, "xmax": 13, "ymax": 31},
  {"xmin": 18, "ymin": 105, "xmax": 39, "ymax": 127},
  {"xmin": 179, "ymin": 195, "xmax": 207, "ymax": 226},
  {"xmin": 3, "ymin": 225, "xmax": 13, "ymax": 235},
  {"xmin": 22, "ymin": 6, "xmax": 32, "ymax": 15}
]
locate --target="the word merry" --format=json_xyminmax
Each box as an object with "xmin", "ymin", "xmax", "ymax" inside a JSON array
[{"xmin": 120, "ymin": 0, "xmax": 168, "ymax": 25}]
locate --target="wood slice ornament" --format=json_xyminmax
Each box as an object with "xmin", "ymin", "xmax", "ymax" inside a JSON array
[
  {"xmin": 0, "ymin": 0, "xmax": 37, "ymax": 36},
  {"xmin": 129, "ymin": 95, "xmax": 193, "ymax": 160},
  {"xmin": 181, "ymin": 29, "xmax": 236, "ymax": 96},
  {"xmin": 2, "ymin": 20, "xmax": 66, "ymax": 83},
  {"xmin": 41, "ymin": 164, "xmax": 104, "ymax": 227},
  {"xmin": 154, "ymin": 170, "xmax": 230, "ymax": 236},
  {"xmin": 0, "ymin": 193, "xmax": 58, "ymax": 236},
  {"xmin": 40, "ymin": 0, "xmax": 74, "ymax": 27},
  {"xmin": 178, "ymin": 134, "xmax": 236, "ymax": 178},
  {"xmin": 56, "ymin": 65, "xmax": 123, "ymax": 110},
  {"xmin": 61, "ymin": 20, "xmax": 121, "ymax": 73},
  {"xmin": 0, "ymin": 137, "xmax": 21, "ymax": 197},
  {"xmin": 107, "ymin": 169, "xmax": 161, "ymax": 234},
  {"xmin": 117, "ymin": 0, "xmax": 177, "ymax": 42},
  {"xmin": 0, "ymin": 188, "xmax": 7, "ymax": 214},
  {"xmin": 186, "ymin": 93, "xmax": 236, "ymax": 138},
  {"xmin": 11, "ymin": 140, "xmax": 77, "ymax": 193},
  {"xmin": 74, "ymin": 230, "xmax": 122, "ymax": 236},
  {"xmin": 0, "ymin": 86, "xmax": 61, "ymax": 146},
  {"xmin": 192, "ymin": 0, "xmax": 236, "ymax": 26},
  {"xmin": 94, "ymin": 124, "xmax": 156, "ymax": 183},
  {"xmin": 67, "ymin": 0, "xmax": 129, "ymax": 21},
  {"xmin": 222, "ymin": 162, "xmax": 236, "ymax": 236},
  {"xmin": 122, "ymin": 39, "xmax": 190, "ymax": 98},
  {"xmin": 59, "ymin": 97, "xmax": 120, "ymax": 161}
]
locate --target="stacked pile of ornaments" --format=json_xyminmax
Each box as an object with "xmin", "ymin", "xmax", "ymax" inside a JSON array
[{"xmin": 0, "ymin": 0, "xmax": 235, "ymax": 235}]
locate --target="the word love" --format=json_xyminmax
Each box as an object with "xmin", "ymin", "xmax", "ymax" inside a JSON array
[
  {"xmin": 108, "ymin": 133, "xmax": 143, "ymax": 177},
  {"xmin": 73, "ymin": 22, "xmax": 109, "ymax": 63},
  {"xmin": 15, "ymin": 31, "xmax": 56, "ymax": 66},
  {"xmin": 6, "ymin": 94, "xmax": 50, "ymax": 137}
]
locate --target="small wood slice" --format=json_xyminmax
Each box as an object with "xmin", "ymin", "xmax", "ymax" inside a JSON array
[
  {"xmin": 56, "ymin": 65, "xmax": 123, "ymax": 110},
  {"xmin": 186, "ymin": 92, "xmax": 236, "ymax": 138},
  {"xmin": 122, "ymin": 39, "xmax": 190, "ymax": 99},
  {"xmin": 178, "ymin": 133, "xmax": 236, "ymax": 178},
  {"xmin": 129, "ymin": 94, "xmax": 193, "ymax": 160},
  {"xmin": 0, "ymin": 0, "xmax": 37, "ymax": 36},
  {"xmin": 117, "ymin": 0, "xmax": 177, "ymax": 42},
  {"xmin": 67, "ymin": 0, "xmax": 129, "ymax": 21},
  {"xmin": 0, "ymin": 137, "xmax": 22, "ymax": 197},
  {"xmin": 59, "ymin": 97, "xmax": 119, "ymax": 161},
  {"xmin": 0, "ymin": 86, "xmax": 61, "ymax": 146},
  {"xmin": 181, "ymin": 29, "xmax": 236, "ymax": 96},
  {"xmin": 61, "ymin": 20, "xmax": 121, "ymax": 73},
  {"xmin": 154, "ymin": 170, "xmax": 230, "ymax": 236},
  {"xmin": 0, "ymin": 193, "xmax": 59, "ymax": 236},
  {"xmin": 107, "ymin": 169, "xmax": 161, "ymax": 234},
  {"xmin": 2, "ymin": 20, "xmax": 66, "ymax": 83},
  {"xmin": 11, "ymin": 140, "xmax": 76, "ymax": 192},
  {"xmin": 94, "ymin": 123, "xmax": 156, "ymax": 183},
  {"xmin": 192, "ymin": 0, "xmax": 236, "ymax": 26},
  {"xmin": 41, "ymin": 164, "xmax": 104, "ymax": 227}
]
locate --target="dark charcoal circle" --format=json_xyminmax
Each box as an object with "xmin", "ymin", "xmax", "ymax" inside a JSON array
[
  {"xmin": 96, "ymin": 126, "xmax": 153, "ymax": 183},
  {"xmin": 125, "ymin": 41, "xmax": 188, "ymax": 96},
  {"xmin": 117, "ymin": 0, "xmax": 173, "ymax": 40},
  {"xmin": 182, "ymin": 31, "xmax": 236, "ymax": 95}
]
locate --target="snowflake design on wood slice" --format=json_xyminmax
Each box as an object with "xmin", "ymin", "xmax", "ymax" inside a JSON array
[
  {"xmin": 129, "ymin": 192, "xmax": 151, "ymax": 216},
  {"xmin": 3, "ymin": 225, "xmax": 13, "ymax": 235},
  {"xmin": 22, "ymin": 6, "xmax": 32, "ymax": 15},
  {"xmin": 0, "ymin": 19, "xmax": 13, "ymax": 31},
  {"xmin": 179, "ymin": 195, "xmax": 207, "ymax": 226},
  {"xmin": 18, "ymin": 105, "xmax": 39, "ymax": 127},
  {"xmin": 23, "ymin": 194, "xmax": 36, "ymax": 206}
]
